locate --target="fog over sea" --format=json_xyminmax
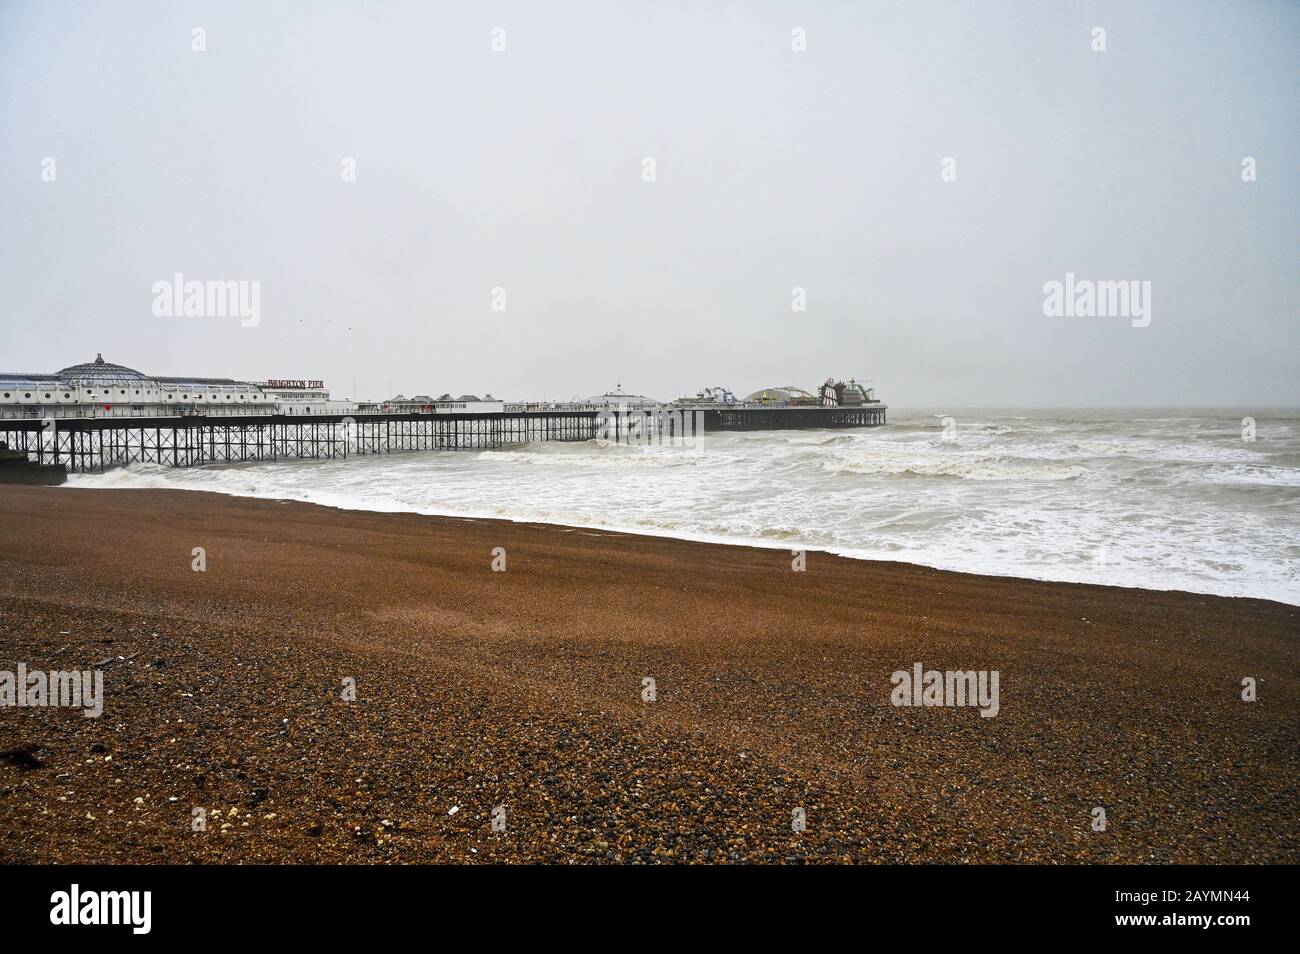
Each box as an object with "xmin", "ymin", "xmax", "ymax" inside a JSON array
[{"xmin": 71, "ymin": 409, "xmax": 1300, "ymax": 606}]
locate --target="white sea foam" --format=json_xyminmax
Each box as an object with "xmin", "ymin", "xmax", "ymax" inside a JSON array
[
  {"xmin": 821, "ymin": 450, "xmax": 1087, "ymax": 481},
  {"xmin": 67, "ymin": 409, "xmax": 1300, "ymax": 605}
]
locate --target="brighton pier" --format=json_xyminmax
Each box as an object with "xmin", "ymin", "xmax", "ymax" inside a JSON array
[{"xmin": 0, "ymin": 356, "xmax": 886, "ymax": 474}]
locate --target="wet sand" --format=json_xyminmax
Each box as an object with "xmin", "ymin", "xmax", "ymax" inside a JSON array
[{"xmin": 0, "ymin": 486, "xmax": 1295, "ymax": 863}]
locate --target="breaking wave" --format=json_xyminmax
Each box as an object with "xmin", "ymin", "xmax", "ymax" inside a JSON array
[{"xmin": 822, "ymin": 452, "xmax": 1085, "ymax": 481}]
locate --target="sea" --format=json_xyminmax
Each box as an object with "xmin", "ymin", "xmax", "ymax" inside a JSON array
[{"xmin": 69, "ymin": 409, "xmax": 1300, "ymax": 606}]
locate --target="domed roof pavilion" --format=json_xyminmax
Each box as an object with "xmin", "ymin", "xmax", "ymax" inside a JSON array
[{"xmin": 57, "ymin": 354, "xmax": 155, "ymax": 387}]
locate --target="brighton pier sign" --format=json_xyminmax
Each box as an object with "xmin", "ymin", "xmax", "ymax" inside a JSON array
[{"xmin": 264, "ymin": 379, "xmax": 324, "ymax": 390}]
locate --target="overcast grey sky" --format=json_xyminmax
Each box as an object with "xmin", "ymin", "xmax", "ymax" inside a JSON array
[{"xmin": 1, "ymin": 0, "xmax": 1296, "ymax": 406}]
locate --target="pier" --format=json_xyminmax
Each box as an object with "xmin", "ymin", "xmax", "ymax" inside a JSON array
[
  {"xmin": 0, "ymin": 402, "xmax": 886, "ymax": 475},
  {"xmin": 0, "ymin": 355, "xmax": 887, "ymax": 473}
]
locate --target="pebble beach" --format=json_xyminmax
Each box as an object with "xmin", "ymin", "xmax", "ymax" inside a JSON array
[{"xmin": 0, "ymin": 487, "xmax": 1295, "ymax": 863}]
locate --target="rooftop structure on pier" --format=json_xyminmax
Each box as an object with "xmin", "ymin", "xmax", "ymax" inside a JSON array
[{"xmin": 0, "ymin": 354, "xmax": 353, "ymax": 420}]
